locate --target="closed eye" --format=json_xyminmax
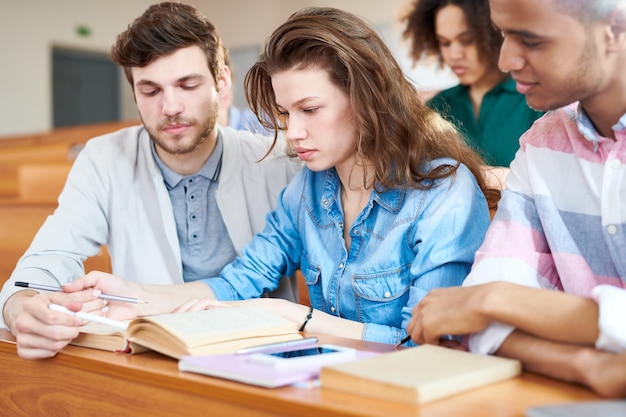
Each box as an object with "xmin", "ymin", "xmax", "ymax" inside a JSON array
[{"xmin": 181, "ymin": 83, "xmax": 201, "ymax": 90}]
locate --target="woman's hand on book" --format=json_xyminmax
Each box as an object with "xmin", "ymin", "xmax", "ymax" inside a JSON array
[{"xmin": 171, "ymin": 297, "xmax": 230, "ymax": 313}]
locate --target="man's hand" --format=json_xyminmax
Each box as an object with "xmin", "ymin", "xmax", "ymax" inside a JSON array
[
  {"xmin": 5, "ymin": 286, "xmax": 104, "ymax": 359},
  {"xmin": 406, "ymin": 285, "xmax": 493, "ymax": 345}
]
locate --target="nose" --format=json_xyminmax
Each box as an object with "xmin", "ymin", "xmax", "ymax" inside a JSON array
[
  {"xmin": 284, "ymin": 115, "xmax": 306, "ymax": 143},
  {"xmin": 498, "ymin": 36, "xmax": 525, "ymax": 73},
  {"xmin": 161, "ymin": 89, "xmax": 184, "ymax": 116},
  {"xmin": 447, "ymin": 41, "xmax": 464, "ymax": 61}
]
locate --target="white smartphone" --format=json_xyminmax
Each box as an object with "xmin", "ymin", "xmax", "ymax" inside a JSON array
[{"xmin": 246, "ymin": 344, "xmax": 356, "ymax": 372}]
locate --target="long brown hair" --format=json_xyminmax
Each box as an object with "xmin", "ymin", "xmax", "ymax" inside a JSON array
[{"xmin": 245, "ymin": 7, "xmax": 499, "ymax": 209}]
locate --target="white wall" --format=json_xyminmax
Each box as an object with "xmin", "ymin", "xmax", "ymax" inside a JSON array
[{"xmin": 0, "ymin": 0, "xmax": 456, "ymax": 137}]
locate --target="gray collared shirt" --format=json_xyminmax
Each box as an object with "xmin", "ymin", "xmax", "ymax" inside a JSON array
[{"xmin": 151, "ymin": 133, "xmax": 237, "ymax": 281}]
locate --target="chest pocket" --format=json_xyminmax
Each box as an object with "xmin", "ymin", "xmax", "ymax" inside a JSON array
[
  {"xmin": 300, "ymin": 255, "xmax": 323, "ymax": 309},
  {"xmin": 351, "ymin": 263, "xmax": 412, "ymax": 326}
]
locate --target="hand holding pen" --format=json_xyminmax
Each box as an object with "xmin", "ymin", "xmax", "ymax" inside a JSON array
[{"xmin": 15, "ymin": 281, "xmax": 144, "ymax": 304}]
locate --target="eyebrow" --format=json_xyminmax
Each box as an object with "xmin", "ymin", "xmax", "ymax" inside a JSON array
[
  {"xmin": 277, "ymin": 96, "xmax": 320, "ymax": 110},
  {"xmin": 505, "ymin": 29, "xmax": 542, "ymax": 39},
  {"xmin": 493, "ymin": 23, "xmax": 542, "ymax": 39},
  {"xmin": 135, "ymin": 74, "xmax": 205, "ymax": 88},
  {"xmin": 436, "ymin": 30, "xmax": 472, "ymax": 41}
]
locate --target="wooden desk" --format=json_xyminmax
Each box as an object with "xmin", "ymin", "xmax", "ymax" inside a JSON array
[{"xmin": 0, "ymin": 329, "xmax": 599, "ymax": 417}]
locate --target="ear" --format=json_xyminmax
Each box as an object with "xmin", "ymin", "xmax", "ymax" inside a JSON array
[
  {"xmin": 606, "ymin": 4, "xmax": 626, "ymax": 51},
  {"xmin": 217, "ymin": 65, "xmax": 233, "ymax": 94}
]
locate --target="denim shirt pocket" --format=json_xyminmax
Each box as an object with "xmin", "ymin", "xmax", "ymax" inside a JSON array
[
  {"xmin": 300, "ymin": 255, "xmax": 323, "ymax": 310},
  {"xmin": 352, "ymin": 263, "xmax": 412, "ymax": 327}
]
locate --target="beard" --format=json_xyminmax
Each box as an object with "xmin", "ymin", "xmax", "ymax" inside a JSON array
[{"xmin": 144, "ymin": 99, "xmax": 219, "ymax": 155}]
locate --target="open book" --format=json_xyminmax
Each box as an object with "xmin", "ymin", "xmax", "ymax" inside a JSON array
[
  {"xmin": 70, "ymin": 306, "xmax": 302, "ymax": 359},
  {"xmin": 320, "ymin": 344, "xmax": 521, "ymax": 405}
]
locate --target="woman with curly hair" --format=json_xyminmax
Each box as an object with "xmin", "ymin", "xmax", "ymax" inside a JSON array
[{"xmin": 402, "ymin": 0, "xmax": 542, "ymax": 167}]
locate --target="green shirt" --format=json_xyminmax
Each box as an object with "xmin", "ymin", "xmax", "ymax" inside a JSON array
[{"xmin": 427, "ymin": 77, "xmax": 543, "ymax": 167}]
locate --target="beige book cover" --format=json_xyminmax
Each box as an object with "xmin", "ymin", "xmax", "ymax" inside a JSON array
[
  {"xmin": 70, "ymin": 306, "xmax": 302, "ymax": 359},
  {"xmin": 320, "ymin": 344, "xmax": 521, "ymax": 405}
]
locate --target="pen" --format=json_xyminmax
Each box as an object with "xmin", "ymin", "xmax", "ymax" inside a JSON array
[
  {"xmin": 396, "ymin": 335, "xmax": 411, "ymax": 348},
  {"xmin": 396, "ymin": 334, "xmax": 456, "ymax": 348},
  {"xmin": 236, "ymin": 337, "xmax": 319, "ymax": 355},
  {"xmin": 15, "ymin": 281, "xmax": 145, "ymax": 304},
  {"xmin": 48, "ymin": 303, "xmax": 129, "ymax": 331}
]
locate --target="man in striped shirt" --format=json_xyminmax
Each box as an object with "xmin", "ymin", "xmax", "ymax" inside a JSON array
[{"xmin": 405, "ymin": 0, "xmax": 626, "ymax": 397}]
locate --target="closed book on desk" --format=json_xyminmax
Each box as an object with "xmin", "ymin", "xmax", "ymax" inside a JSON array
[
  {"xmin": 71, "ymin": 306, "xmax": 302, "ymax": 359},
  {"xmin": 320, "ymin": 344, "xmax": 521, "ymax": 405}
]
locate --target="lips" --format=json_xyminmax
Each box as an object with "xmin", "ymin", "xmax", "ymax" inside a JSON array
[
  {"xmin": 451, "ymin": 66, "xmax": 467, "ymax": 76},
  {"xmin": 512, "ymin": 78, "xmax": 536, "ymax": 95},
  {"xmin": 162, "ymin": 124, "xmax": 190, "ymax": 135},
  {"xmin": 294, "ymin": 146, "xmax": 315, "ymax": 161}
]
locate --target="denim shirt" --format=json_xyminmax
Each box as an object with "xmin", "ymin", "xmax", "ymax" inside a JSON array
[{"xmin": 203, "ymin": 158, "xmax": 490, "ymax": 345}]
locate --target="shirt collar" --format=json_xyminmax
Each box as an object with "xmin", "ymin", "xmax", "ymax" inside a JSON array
[
  {"xmin": 323, "ymin": 168, "xmax": 404, "ymax": 214},
  {"xmin": 151, "ymin": 131, "xmax": 224, "ymax": 189},
  {"xmin": 566, "ymin": 103, "xmax": 626, "ymax": 152}
]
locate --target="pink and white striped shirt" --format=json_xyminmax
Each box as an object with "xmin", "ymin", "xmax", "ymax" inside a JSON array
[{"xmin": 465, "ymin": 102, "xmax": 626, "ymax": 354}]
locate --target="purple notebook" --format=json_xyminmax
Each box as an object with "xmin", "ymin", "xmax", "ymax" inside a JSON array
[{"xmin": 179, "ymin": 349, "xmax": 380, "ymax": 388}]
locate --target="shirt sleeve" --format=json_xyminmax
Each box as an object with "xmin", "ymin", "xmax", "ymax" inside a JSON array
[
  {"xmin": 592, "ymin": 285, "xmax": 626, "ymax": 352},
  {"xmin": 202, "ymin": 172, "xmax": 304, "ymax": 300}
]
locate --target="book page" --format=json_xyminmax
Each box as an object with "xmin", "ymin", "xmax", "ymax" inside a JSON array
[{"xmin": 128, "ymin": 306, "xmax": 299, "ymax": 349}]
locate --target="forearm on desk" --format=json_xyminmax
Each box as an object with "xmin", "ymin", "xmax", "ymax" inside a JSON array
[
  {"xmin": 479, "ymin": 282, "xmax": 599, "ymax": 345},
  {"xmin": 496, "ymin": 330, "xmax": 626, "ymax": 397}
]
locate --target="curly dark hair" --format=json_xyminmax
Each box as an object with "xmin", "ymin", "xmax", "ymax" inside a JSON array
[{"xmin": 401, "ymin": 0, "xmax": 503, "ymax": 70}]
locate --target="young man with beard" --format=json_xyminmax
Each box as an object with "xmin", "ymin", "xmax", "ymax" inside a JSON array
[
  {"xmin": 1, "ymin": 2, "xmax": 300, "ymax": 359},
  {"xmin": 406, "ymin": 0, "xmax": 626, "ymax": 397}
]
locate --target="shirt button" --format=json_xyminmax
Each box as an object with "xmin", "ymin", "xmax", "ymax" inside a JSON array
[
  {"xmin": 353, "ymin": 228, "xmax": 359, "ymax": 235},
  {"xmin": 330, "ymin": 306, "xmax": 336, "ymax": 313},
  {"xmin": 190, "ymin": 214, "xmax": 197, "ymax": 221},
  {"xmin": 189, "ymin": 194, "xmax": 196, "ymax": 201},
  {"xmin": 384, "ymin": 291, "xmax": 391, "ymax": 298},
  {"xmin": 339, "ymin": 222, "xmax": 344, "ymax": 229},
  {"xmin": 188, "ymin": 178, "xmax": 194, "ymax": 184},
  {"xmin": 607, "ymin": 225, "xmax": 618, "ymax": 235},
  {"xmin": 191, "ymin": 233, "xmax": 198, "ymax": 239},
  {"xmin": 611, "ymin": 159, "xmax": 621, "ymax": 169},
  {"xmin": 338, "ymin": 263, "xmax": 344, "ymax": 269}
]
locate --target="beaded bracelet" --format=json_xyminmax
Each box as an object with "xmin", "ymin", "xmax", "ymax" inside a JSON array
[{"xmin": 299, "ymin": 306, "xmax": 314, "ymax": 331}]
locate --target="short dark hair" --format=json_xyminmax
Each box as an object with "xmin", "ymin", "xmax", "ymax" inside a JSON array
[
  {"xmin": 110, "ymin": 2, "xmax": 225, "ymax": 86},
  {"xmin": 401, "ymin": 0, "xmax": 502, "ymax": 70}
]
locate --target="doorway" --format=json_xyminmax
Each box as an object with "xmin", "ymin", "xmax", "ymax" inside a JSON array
[{"xmin": 52, "ymin": 48, "xmax": 120, "ymax": 127}]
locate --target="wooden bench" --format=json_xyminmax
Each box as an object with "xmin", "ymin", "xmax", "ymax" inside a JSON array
[
  {"xmin": 0, "ymin": 120, "xmax": 139, "ymax": 199},
  {"xmin": 0, "ymin": 202, "xmax": 111, "ymax": 285},
  {"xmin": 0, "ymin": 142, "xmax": 73, "ymax": 197},
  {"xmin": 17, "ymin": 162, "xmax": 73, "ymax": 203}
]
